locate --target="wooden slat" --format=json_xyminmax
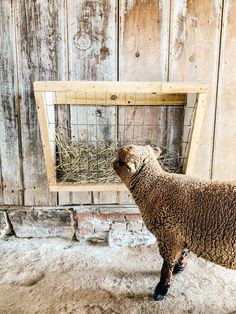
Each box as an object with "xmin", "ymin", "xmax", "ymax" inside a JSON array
[
  {"xmin": 0, "ymin": 0, "xmax": 23, "ymax": 205},
  {"xmin": 52, "ymin": 92, "xmax": 187, "ymax": 105},
  {"xmin": 169, "ymin": 0, "xmax": 222, "ymax": 179},
  {"xmin": 34, "ymin": 81, "xmax": 162, "ymax": 92},
  {"xmin": 34, "ymin": 80, "xmax": 206, "ymax": 93},
  {"xmin": 35, "ymin": 92, "xmax": 57, "ymax": 185},
  {"xmin": 162, "ymin": 83, "xmax": 207, "ymax": 94},
  {"xmin": 182, "ymin": 94, "xmax": 198, "ymax": 169},
  {"xmin": 212, "ymin": 0, "xmax": 236, "ymax": 180},
  {"xmin": 185, "ymin": 93, "xmax": 208, "ymax": 176},
  {"xmin": 16, "ymin": 0, "xmax": 65, "ymax": 205},
  {"xmin": 50, "ymin": 183, "xmax": 127, "ymax": 192},
  {"xmin": 66, "ymin": 0, "xmax": 118, "ymax": 205}
]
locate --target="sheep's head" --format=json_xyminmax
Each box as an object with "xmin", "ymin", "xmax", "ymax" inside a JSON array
[{"xmin": 113, "ymin": 145, "xmax": 161, "ymax": 188}]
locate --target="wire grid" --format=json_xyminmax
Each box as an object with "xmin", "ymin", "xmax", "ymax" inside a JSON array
[{"xmin": 44, "ymin": 91, "xmax": 197, "ymax": 184}]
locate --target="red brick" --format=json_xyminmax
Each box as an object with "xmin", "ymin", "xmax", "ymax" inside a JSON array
[
  {"xmin": 108, "ymin": 213, "xmax": 125, "ymax": 222},
  {"xmin": 93, "ymin": 212, "xmax": 108, "ymax": 222},
  {"xmin": 125, "ymin": 214, "xmax": 142, "ymax": 222},
  {"xmin": 111, "ymin": 222, "xmax": 127, "ymax": 231},
  {"xmin": 77, "ymin": 212, "xmax": 93, "ymax": 223}
]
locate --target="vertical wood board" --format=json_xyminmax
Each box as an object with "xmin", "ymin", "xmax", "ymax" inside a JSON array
[
  {"xmin": 0, "ymin": 0, "xmax": 23, "ymax": 205},
  {"xmin": 168, "ymin": 0, "xmax": 222, "ymax": 179},
  {"xmin": 119, "ymin": 0, "xmax": 170, "ymax": 203},
  {"xmin": 66, "ymin": 0, "xmax": 117, "ymax": 205},
  {"xmin": 15, "ymin": 0, "xmax": 66, "ymax": 205},
  {"xmin": 212, "ymin": 0, "xmax": 236, "ymax": 180}
]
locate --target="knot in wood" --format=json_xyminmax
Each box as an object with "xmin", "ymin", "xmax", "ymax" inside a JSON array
[{"xmin": 110, "ymin": 95, "xmax": 118, "ymax": 101}]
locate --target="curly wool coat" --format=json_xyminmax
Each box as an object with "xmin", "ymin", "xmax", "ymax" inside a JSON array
[{"xmin": 114, "ymin": 145, "xmax": 236, "ymax": 270}]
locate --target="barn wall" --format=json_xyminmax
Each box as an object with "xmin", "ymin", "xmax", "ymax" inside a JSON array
[{"xmin": 0, "ymin": 0, "xmax": 234, "ymax": 207}]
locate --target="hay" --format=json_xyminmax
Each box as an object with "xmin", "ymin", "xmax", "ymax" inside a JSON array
[
  {"xmin": 55, "ymin": 126, "xmax": 184, "ymax": 184},
  {"xmin": 55, "ymin": 127, "xmax": 121, "ymax": 184}
]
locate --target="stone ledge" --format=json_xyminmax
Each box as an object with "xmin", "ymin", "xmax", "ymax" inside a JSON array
[{"xmin": 7, "ymin": 208, "xmax": 74, "ymax": 239}]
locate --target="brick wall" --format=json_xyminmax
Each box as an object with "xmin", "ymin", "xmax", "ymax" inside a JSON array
[{"xmin": 0, "ymin": 206, "xmax": 156, "ymax": 247}]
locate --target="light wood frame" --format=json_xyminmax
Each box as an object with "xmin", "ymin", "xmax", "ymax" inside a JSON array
[{"xmin": 34, "ymin": 81, "xmax": 208, "ymax": 192}]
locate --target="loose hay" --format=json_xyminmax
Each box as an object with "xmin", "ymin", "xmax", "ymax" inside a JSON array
[
  {"xmin": 55, "ymin": 126, "xmax": 184, "ymax": 184},
  {"xmin": 55, "ymin": 127, "xmax": 121, "ymax": 183}
]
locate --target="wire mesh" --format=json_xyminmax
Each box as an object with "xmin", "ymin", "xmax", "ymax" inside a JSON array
[{"xmin": 43, "ymin": 90, "xmax": 197, "ymax": 184}]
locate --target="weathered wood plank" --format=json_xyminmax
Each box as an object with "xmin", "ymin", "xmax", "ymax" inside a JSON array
[
  {"xmin": 0, "ymin": 0, "xmax": 23, "ymax": 205},
  {"xmin": 66, "ymin": 0, "xmax": 118, "ymax": 205},
  {"xmin": 169, "ymin": 0, "xmax": 222, "ymax": 179},
  {"xmin": 119, "ymin": 0, "xmax": 170, "ymax": 203},
  {"xmin": 119, "ymin": 0, "xmax": 170, "ymax": 80},
  {"xmin": 212, "ymin": 0, "xmax": 236, "ymax": 180},
  {"xmin": 0, "ymin": 158, "xmax": 3, "ymax": 205},
  {"xmin": 15, "ymin": 0, "xmax": 66, "ymax": 205}
]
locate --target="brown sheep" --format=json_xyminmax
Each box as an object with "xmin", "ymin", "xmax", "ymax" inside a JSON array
[{"xmin": 113, "ymin": 145, "xmax": 236, "ymax": 301}]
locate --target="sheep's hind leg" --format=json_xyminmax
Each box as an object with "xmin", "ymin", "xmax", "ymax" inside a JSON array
[
  {"xmin": 153, "ymin": 241, "xmax": 183, "ymax": 301},
  {"xmin": 173, "ymin": 248, "xmax": 189, "ymax": 275}
]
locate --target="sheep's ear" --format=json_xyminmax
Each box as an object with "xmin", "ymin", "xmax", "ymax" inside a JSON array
[
  {"xmin": 153, "ymin": 147, "xmax": 162, "ymax": 158},
  {"xmin": 127, "ymin": 161, "xmax": 136, "ymax": 173}
]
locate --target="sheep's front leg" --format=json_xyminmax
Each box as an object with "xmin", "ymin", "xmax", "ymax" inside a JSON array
[
  {"xmin": 153, "ymin": 240, "xmax": 183, "ymax": 301},
  {"xmin": 153, "ymin": 260, "xmax": 175, "ymax": 301}
]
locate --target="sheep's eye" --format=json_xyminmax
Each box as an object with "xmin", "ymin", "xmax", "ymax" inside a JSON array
[{"xmin": 118, "ymin": 159, "xmax": 125, "ymax": 167}]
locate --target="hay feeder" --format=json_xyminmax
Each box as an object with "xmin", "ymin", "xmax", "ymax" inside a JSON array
[{"xmin": 34, "ymin": 81, "xmax": 207, "ymax": 192}]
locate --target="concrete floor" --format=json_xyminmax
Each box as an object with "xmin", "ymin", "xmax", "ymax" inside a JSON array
[{"xmin": 0, "ymin": 238, "xmax": 236, "ymax": 314}]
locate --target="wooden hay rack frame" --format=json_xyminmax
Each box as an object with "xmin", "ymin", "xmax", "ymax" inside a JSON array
[{"xmin": 34, "ymin": 81, "xmax": 208, "ymax": 192}]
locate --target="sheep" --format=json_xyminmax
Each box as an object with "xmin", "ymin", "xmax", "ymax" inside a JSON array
[{"xmin": 113, "ymin": 144, "xmax": 236, "ymax": 301}]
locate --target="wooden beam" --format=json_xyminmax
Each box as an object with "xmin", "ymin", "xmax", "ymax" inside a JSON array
[
  {"xmin": 162, "ymin": 82, "xmax": 208, "ymax": 94},
  {"xmin": 33, "ymin": 81, "xmax": 207, "ymax": 94},
  {"xmin": 52, "ymin": 91, "xmax": 187, "ymax": 106},
  {"xmin": 49, "ymin": 183, "xmax": 128, "ymax": 192},
  {"xmin": 185, "ymin": 93, "xmax": 208, "ymax": 176},
  {"xmin": 35, "ymin": 92, "xmax": 57, "ymax": 185}
]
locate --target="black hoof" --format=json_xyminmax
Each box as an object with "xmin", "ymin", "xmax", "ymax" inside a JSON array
[
  {"xmin": 153, "ymin": 283, "xmax": 169, "ymax": 301},
  {"xmin": 173, "ymin": 263, "xmax": 185, "ymax": 275},
  {"xmin": 153, "ymin": 293, "xmax": 165, "ymax": 301}
]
